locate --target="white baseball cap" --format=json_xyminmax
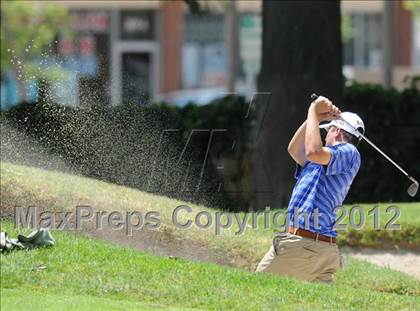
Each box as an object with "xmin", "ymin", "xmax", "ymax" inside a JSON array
[{"xmin": 319, "ymin": 112, "xmax": 365, "ymax": 138}]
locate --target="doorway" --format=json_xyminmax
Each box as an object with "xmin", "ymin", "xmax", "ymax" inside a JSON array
[
  {"xmin": 122, "ymin": 52, "xmax": 151, "ymax": 104},
  {"xmin": 111, "ymin": 42, "xmax": 159, "ymax": 106}
]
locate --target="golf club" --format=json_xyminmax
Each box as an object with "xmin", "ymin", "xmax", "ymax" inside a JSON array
[{"xmin": 310, "ymin": 93, "xmax": 418, "ymax": 197}]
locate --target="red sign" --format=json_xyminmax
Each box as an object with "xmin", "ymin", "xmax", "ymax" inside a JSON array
[
  {"xmin": 79, "ymin": 36, "xmax": 95, "ymax": 56},
  {"xmin": 71, "ymin": 12, "xmax": 109, "ymax": 32},
  {"xmin": 59, "ymin": 38, "xmax": 74, "ymax": 56}
]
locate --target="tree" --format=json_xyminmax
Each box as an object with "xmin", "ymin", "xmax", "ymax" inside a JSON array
[
  {"xmin": 0, "ymin": 1, "xmax": 68, "ymax": 102},
  {"xmin": 255, "ymin": 1, "xmax": 343, "ymax": 210},
  {"xmin": 404, "ymin": 0, "xmax": 420, "ymax": 14}
]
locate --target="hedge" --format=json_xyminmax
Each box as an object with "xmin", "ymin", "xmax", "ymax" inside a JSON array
[
  {"xmin": 1, "ymin": 83, "xmax": 419, "ymax": 211},
  {"xmin": 0, "ymin": 98, "xmax": 249, "ymax": 210},
  {"xmin": 341, "ymin": 83, "xmax": 420, "ymax": 204}
]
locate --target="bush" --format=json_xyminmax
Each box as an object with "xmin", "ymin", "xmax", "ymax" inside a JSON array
[
  {"xmin": 342, "ymin": 83, "xmax": 420, "ymax": 203},
  {"xmin": 337, "ymin": 225, "xmax": 420, "ymax": 250},
  {"xmin": 1, "ymin": 83, "xmax": 419, "ymax": 211},
  {"xmin": 1, "ymin": 98, "xmax": 252, "ymax": 211}
]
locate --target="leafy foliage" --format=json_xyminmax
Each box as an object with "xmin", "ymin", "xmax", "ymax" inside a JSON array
[
  {"xmin": 1, "ymin": 1, "xmax": 68, "ymax": 70},
  {"xmin": 342, "ymin": 82, "xmax": 420, "ymax": 203}
]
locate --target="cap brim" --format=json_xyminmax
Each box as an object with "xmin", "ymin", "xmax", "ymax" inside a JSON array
[{"xmin": 319, "ymin": 122, "xmax": 332, "ymax": 129}]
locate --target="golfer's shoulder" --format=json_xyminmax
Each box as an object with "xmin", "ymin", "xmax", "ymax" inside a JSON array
[
  {"xmin": 331, "ymin": 143, "xmax": 361, "ymax": 163},
  {"xmin": 328, "ymin": 142, "xmax": 357, "ymax": 153},
  {"xmin": 340, "ymin": 143, "xmax": 361, "ymax": 168}
]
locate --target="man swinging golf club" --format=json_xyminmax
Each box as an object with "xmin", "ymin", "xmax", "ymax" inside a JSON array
[{"xmin": 256, "ymin": 95, "xmax": 365, "ymax": 282}]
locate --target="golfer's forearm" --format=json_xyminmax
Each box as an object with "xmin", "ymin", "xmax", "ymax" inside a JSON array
[
  {"xmin": 287, "ymin": 120, "xmax": 307, "ymax": 165},
  {"xmin": 305, "ymin": 107, "xmax": 323, "ymax": 156}
]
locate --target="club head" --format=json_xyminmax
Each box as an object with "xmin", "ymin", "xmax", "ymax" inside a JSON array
[{"xmin": 408, "ymin": 180, "xmax": 419, "ymax": 197}]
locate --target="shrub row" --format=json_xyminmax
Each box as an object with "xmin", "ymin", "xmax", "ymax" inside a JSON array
[
  {"xmin": 1, "ymin": 98, "xmax": 250, "ymax": 210},
  {"xmin": 338, "ymin": 225, "xmax": 420, "ymax": 250},
  {"xmin": 1, "ymin": 83, "xmax": 419, "ymax": 210},
  {"xmin": 341, "ymin": 83, "xmax": 420, "ymax": 204}
]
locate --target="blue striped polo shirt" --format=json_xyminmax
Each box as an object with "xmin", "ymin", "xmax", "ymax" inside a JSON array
[{"xmin": 287, "ymin": 143, "xmax": 361, "ymax": 237}]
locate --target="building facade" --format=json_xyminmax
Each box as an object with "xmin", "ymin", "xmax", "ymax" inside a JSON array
[
  {"xmin": 1, "ymin": 0, "xmax": 418, "ymax": 109},
  {"xmin": 58, "ymin": 0, "xmax": 183, "ymax": 106},
  {"xmin": 341, "ymin": 0, "xmax": 419, "ymax": 88}
]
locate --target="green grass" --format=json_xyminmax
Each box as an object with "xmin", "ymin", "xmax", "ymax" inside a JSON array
[
  {"xmin": 1, "ymin": 288, "xmax": 190, "ymax": 311},
  {"xmin": 1, "ymin": 161, "xmax": 420, "ymax": 309},
  {"xmin": 1, "ymin": 221, "xmax": 419, "ymax": 311},
  {"xmin": 1, "ymin": 161, "xmax": 419, "ymax": 270}
]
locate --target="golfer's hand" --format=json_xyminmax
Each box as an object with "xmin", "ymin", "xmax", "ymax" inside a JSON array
[{"xmin": 310, "ymin": 96, "xmax": 341, "ymax": 121}]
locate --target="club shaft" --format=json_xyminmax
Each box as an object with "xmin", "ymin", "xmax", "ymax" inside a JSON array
[
  {"xmin": 358, "ymin": 132, "xmax": 410, "ymax": 178},
  {"xmin": 337, "ymin": 115, "xmax": 412, "ymax": 179}
]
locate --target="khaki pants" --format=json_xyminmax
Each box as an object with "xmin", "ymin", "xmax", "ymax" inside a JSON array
[{"xmin": 256, "ymin": 233, "xmax": 340, "ymax": 282}]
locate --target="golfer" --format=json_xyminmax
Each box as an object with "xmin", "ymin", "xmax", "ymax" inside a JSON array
[{"xmin": 256, "ymin": 96, "xmax": 365, "ymax": 282}]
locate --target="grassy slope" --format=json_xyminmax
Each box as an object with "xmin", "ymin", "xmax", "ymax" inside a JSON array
[
  {"xmin": 1, "ymin": 161, "xmax": 418, "ymax": 268},
  {"xmin": 1, "ymin": 161, "xmax": 420, "ymax": 309},
  {"xmin": 1, "ymin": 221, "xmax": 419, "ymax": 311},
  {"xmin": 1, "ymin": 288, "xmax": 189, "ymax": 311}
]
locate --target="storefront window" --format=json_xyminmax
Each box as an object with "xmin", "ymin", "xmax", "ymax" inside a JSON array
[
  {"xmin": 343, "ymin": 13, "xmax": 383, "ymax": 68},
  {"xmin": 182, "ymin": 14, "xmax": 226, "ymax": 88}
]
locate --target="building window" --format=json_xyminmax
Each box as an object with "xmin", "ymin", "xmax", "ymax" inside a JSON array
[
  {"xmin": 343, "ymin": 13, "xmax": 383, "ymax": 69},
  {"xmin": 182, "ymin": 14, "xmax": 226, "ymax": 88},
  {"xmin": 413, "ymin": 16, "xmax": 420, "ymax": 67}
]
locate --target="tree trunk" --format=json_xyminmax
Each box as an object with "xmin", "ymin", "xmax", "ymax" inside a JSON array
[{"xmin": 255, "ymin": 1, "xmax": 343, "ymax": 210}]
